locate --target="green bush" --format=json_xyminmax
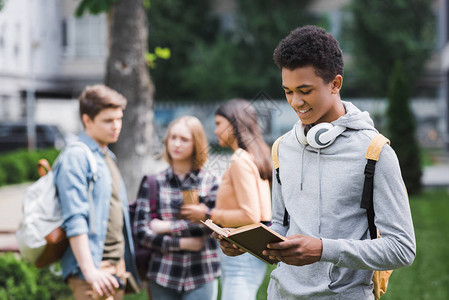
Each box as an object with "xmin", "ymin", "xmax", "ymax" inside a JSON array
[
  {"xmin": 386, "ymin": 62, "xmax": 422, "ymax": 195},
  {"xmin": 36, "ymin": 148, "xmax": 60, "ymax": 167},
  {"xmin": 0, "ymin": 167, "xmax": 6, "ymax": 186},
  {"xmin": 147, "ymin": 0, "xmax": 321, "ymax": 101},
  {"xmin": 0, "ymin": 252, "xmax": 48, "ymax": 299},
  {"xmin": 35, "ymin": 264, "xmax": 72, "ymax": 300},
  {"xmin": 0, "ymin": 253, "xmax": 71, "ymax": 300},
  {"xmin": 14, "ymin": 150, "xmax": 41, "ymax": 181},
  {"xmin": 0, "ymin": 154, "xmax": 28, "ymax": 184},
  {"xmin": 0, "ymin": 148, "xmax": 60, "ymax": 187}
]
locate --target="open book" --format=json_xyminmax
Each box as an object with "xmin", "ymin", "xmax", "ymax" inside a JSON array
[{"xmin": 201, "ymin": 219, "xmax": 287, "ymax": 264}]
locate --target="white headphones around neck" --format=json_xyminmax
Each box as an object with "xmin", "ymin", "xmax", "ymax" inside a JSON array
[{"xmin": 294, "ymin": 120, "xmax": 346, "ymax": 149}]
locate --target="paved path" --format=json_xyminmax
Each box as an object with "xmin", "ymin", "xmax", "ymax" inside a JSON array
[
  {"xmin": 1, "ymin": 161, "xmax": 448, "ymax": 252},
  {"xmin": 0, "ymin": 155, "xmax": 231, "ymax": 252},
  {"xmin": 422, "ymin": 165, "xmax": 449, "ymax": 187},
  {"xmin": 0, "ymin": 183, "xmax": 29, "ymax": 252}
]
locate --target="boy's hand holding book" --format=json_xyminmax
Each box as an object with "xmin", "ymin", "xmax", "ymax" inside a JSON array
[
  {"xmin": 201, "ymin": 219, "xmax": 288, "ymax": 264},
  {"xmin": 262, "ymin": 234, "xmax": 323, "ymax": 266}
]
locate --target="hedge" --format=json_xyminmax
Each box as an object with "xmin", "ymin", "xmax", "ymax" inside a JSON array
[
  {"xmin": 0, "ymin": 148, "xmax": 60, "ymax": 187},
  {"xmin": 0, "ymin": 252, "xmax": 71, "ymax": 300}
]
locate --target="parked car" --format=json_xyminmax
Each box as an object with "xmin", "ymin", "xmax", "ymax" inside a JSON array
[{"xmin": 0, "ymin": 122, "xmax": 67, "ymax": 152}]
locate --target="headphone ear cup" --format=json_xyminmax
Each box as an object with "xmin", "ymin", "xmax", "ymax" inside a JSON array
[
  {"xmin": 294, "ymin": 121, "xmax": 308, "ymax": 145},
  {"xmin": 307, "ymin": 123, "xmax": 335, "ymax": 149}
]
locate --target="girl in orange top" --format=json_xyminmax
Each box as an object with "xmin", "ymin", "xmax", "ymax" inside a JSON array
[{"xmin": 211, "ymin": 99, "xmax": 272, "ymax": 300}]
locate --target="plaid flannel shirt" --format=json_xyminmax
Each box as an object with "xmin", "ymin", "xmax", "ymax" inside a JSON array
[{"xmin": 134, "ymin": 167, "xmax": 221, "ymax": 292}]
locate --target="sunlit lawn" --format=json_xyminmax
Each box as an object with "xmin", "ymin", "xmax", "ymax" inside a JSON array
[
  {"xmin": 125, "ymin": 189, "xmax": 449, "ymax": 300},
  {"xmin": 382, "ymin": 188, "xmax": 449, "ymax": 300}
]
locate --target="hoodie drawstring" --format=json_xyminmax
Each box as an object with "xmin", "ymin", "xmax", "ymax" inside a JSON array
[
  {"xmin": 300, "ymin": 146, "xmax": 305, "ymax": 191},
  {"xmin": 318, "ymin": 148, "xmax": 322, "ymax": 234}
]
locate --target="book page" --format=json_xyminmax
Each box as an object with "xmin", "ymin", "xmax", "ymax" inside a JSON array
[
  {"xmin": 201, "ymin": 219, "xmax": 230, "ymax": 237},
  {"xmin": 229, "ymin": 223, "xmax": 262, "ymax": 235}
]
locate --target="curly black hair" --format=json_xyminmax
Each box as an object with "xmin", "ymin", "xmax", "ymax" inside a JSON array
[{"xmin": 273, "ymin": 25, "xmax": 344, "ymax": 83}]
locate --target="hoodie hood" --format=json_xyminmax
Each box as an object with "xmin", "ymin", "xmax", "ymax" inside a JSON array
[
  {"xmin": 333, "ymin": 101, "xmax": 376, "ymax": 132},
  {"xmin": 293, "ymin": 101, "xmax": 377, "ymax": 154}
]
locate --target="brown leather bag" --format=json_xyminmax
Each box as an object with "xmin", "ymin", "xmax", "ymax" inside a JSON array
[{"xmin": 34, "ymin": 226, "xmax": 69, "ymax": 268}]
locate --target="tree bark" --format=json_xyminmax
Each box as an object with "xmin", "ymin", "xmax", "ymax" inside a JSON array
[{"xmin": 106, "ymin": 0, "xmax": 154, "ymax": 202}]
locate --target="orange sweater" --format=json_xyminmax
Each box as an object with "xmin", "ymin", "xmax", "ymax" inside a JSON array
[{"xmin": 211, "ymin": 148, "xmax": 271, "ymax": 228}]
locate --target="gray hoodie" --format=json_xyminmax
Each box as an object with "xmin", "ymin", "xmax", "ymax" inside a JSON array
[{"xmin": 268, "ymin": 101, "xmax": 416, "ymax": 300}]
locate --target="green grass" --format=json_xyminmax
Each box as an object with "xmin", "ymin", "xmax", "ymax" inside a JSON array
[
  {"xmin": 421, "ymin": 148, "xmax": 434, "ymax": 167},
  {"xmin": 123, "ymin": 290, "xmax": 147, "ymax": 300},
  {"xmin": 421, "ymin": 147, "xmax": 449, "ymax": 167},
  {"xmin": 125, "ymin": 189, "xmax": 449, "ymax": 300},
  {"xmin": 382, "ymin": 188, "xmax": 449, "ymax": 300}
]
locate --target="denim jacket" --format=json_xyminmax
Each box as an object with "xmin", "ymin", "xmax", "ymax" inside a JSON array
[{"xmin": 54, "ymin": 133, "xmax": 139, "ymax": 282}]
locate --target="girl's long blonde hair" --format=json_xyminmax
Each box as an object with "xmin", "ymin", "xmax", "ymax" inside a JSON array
[{"xmin": 163, "ymin": 116, "xmax": 209, "ymax": 171}]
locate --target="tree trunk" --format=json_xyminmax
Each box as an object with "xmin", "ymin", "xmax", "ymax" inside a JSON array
[{"xmin": 106, "ymin": 0, "xmax": 154, "ymax": 202}]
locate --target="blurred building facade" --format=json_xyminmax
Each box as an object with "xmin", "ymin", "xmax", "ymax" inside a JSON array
[
  {"xmin": 0, "ymin": 0, "xmax": 106, "ymax": 133},
  {"xmin": 0, "ymin": 0, "xmax": 448, "ymax": 148}
]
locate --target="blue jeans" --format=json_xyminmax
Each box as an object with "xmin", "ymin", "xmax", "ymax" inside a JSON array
[
  {"xmin": 149, "ymin": 279, "xmax": 218, "ymax": 300},
  {"xmin": 219, "ymin": 251, "xmax": 267, "ymax": 300}
]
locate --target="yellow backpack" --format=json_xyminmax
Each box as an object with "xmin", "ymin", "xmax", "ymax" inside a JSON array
[{"xmin": 271, "ymin": 133, "xmax": 393, "ymax": 300}]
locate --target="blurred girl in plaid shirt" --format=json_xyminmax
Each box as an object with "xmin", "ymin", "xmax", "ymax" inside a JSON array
[{"xmin": 134, "ymin": 116, "xmax": 221, "ymax": 300}]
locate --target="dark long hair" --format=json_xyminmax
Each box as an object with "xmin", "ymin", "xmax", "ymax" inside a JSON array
[{"xmin": 215, "ymin": 99, "xmax": 272, "ymax": 182}]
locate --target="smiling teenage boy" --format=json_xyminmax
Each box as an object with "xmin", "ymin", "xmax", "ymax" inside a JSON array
[
  {"xmin": 218, "ymin": 26, "xmax": 416, "ymax": 299},
  {"xmin": 54, "ymin": 85, "xmax": 139, "ymax": 300}
]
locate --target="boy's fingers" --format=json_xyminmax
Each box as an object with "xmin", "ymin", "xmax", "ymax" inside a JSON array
[
  {"xmin": 267, "ymin": 235, "xmax": 304, "ymax": 249},
  {"xmin": 267, "ymin": 241, "xmax": 288, "ymax": 249}
]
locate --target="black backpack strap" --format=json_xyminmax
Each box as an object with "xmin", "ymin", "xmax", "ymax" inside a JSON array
[
  {"xmin": 360, "ymin": 134, "xmax": 390, "ymax": 240},
  {"xmin": 283, "ymin": 208, "xmax": 290, "ymax": 227},
  {"xmin": 361, "ymin": 159, "xmax": 377, "ymax": 239}
]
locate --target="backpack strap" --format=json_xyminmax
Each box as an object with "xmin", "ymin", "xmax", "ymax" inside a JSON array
[
  {"xmin": 140, "ymin": 175, "xmax": 159, "ymax": 213},
  {"xmin": 136, "ymin": 175, "xmax": 149, "ymax": 199},
  {"xmin": 272, "ymin": 135, "xmax": 285, "ymax": 185},
  {"xmin": 360, "ymin": 134, "xmax": 390, "ymax": 239},
  {"xmin": 271, "ymin": 135, "xmax": 289, "ymax": 226},
  {"xmin": 144, "ymin": 175, "xmax": 159, "ymax": 219},
  {"xmin": 131, "ymin": 175, "xmax": 159, "ymax": 235}
]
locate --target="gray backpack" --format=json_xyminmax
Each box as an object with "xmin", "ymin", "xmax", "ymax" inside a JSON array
[{"xmin": 16, "ymin": 142, "xmax": 97, "ymax": 268}]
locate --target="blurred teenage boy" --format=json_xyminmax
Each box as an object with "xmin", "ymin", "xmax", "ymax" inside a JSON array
[
  {"xmin": 55, "ymin": 85, "xmax": 139, "ymax": 300},
  {"xmin": 218, "ymin": 25, "xmax": 416, "ymax": 299}
]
